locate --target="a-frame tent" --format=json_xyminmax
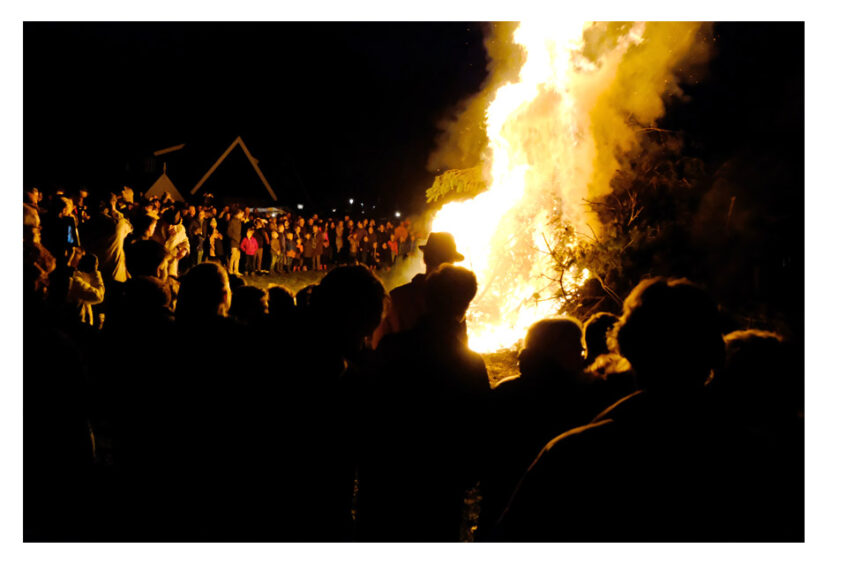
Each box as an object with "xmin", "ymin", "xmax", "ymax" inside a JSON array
[
  {"xmin": 190, "ymin": 136, "xmax": 278, "ymax": 201},
  {"xmin": 145, "ymin": 165, "xmax": 185, "ymax": 202}
]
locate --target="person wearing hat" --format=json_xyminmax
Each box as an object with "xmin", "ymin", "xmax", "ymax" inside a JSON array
[{"xmin": 370, "ymin": 231, "xmax": 464, "ymax": 348}]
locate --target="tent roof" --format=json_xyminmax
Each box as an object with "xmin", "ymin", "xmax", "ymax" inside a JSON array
[
  {"xmin": 132, "ymin": 136, "xmax": 284, "ymax": 205},
  {"xmin": 190, "ymin": 136, "xmax": 277, "ymax": 201},
  {"xmin": 145, "ymin": 171, "xmax": 184, "ymax": 202}
]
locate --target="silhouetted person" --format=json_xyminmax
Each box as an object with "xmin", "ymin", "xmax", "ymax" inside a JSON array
[
  {"xmin": 370, "ymin": 231, "xmax": 464, "ymax": 348},
  {"xmin": 275, "ymin": 266, "xmax": 388, "ymax": 540},
  {"xmin": 496, "ymin": 277, "xmax": 755, "ymax": 541},
  {"xmin": 166, "ymin": 262, "xmax": 254, "ymax": 540},
  {"xmin": 295, "ymin": 283, "xmax": 317, "ymax": 312},
  {"xmin": 357, "ymin": 264, "xmax": 490, "ymax": 541},
  {"xmin": 582, "ymin": 311, "xmax": 639, "ymax": 409},
  {"xmin": 227, "ymin": 272, "xmax": 246, "ymax": 292},
  {"xmin": 480, "ymin": 317, "xmax": 611, "ymax": 539},
  {"xmin": 582, "ymin": 311, "xmax": 618, "ymax": 365},
  {"xmin": 229, "ymin": 285, "xmax": 269, "ymax": 328},
  {"xmin": 42, "ymin": 195, "xmax": 79, "ymax": 263},
  {"xmin": 267, "ymin": 284, "xmax": 296, "ymax": 322},
  {"xmin": 85, "ymin": 194, "xmax": 132, "ymax": 284},
  {"xmin": 706, "ymin": 329, "xmax": 804, "ymax": 539},
  {"xmin": 711, "ymin": 330, "xmax": 802, "ymax": 433},
  {"xmin": 24, "ymin": 246, "xmax": 94, "ymax": 540}
]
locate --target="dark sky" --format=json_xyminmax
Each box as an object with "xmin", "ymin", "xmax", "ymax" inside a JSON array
[
  {"xmin": 24, "ymin": 22, "xmax": 803, "ymax": 217},
  {"xmin": 24, "ymin": 22, "xmax": 490, "ymax": 214}
]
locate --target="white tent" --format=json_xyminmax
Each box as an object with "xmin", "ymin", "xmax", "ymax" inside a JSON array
[{"xmin": 145, "ymin": 168, "xmax": 184, "ymax": 202}]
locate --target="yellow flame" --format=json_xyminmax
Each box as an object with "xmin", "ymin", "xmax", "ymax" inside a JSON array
[{"xmin": 432, "ymin": 22, "xmax": 707, "ymax": 353}]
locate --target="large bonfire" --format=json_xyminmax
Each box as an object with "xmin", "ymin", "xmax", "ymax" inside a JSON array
[{"xmin": 429, "ymin": 21, "xmax": 710, "ymax": 353}]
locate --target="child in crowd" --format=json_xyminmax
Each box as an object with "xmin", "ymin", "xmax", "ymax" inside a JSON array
[
  {"xmin": 240, "ymin": 227, "xmax": 259, "ymax": 275},
  {"xmin": 270, "ymin": 231, "xmax": 283, "ymax": 274},
  {"xmin": 285, "ymin": 231, "xmax": 296, "ymax": 273},
  {"xmin": 302, "ymin": 232, "xmax": 313, "ymax": 272}
]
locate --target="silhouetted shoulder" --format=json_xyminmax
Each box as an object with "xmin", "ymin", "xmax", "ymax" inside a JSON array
[
  {"xmin": 534, "ymin": 417, "xmax": 616, "ymax": 464},
  {"xmin": 591, "ymin": 389, "xmax": 643, "ymax": 423},
  {"xmin": 493, "ymin": 374, "xmax": 521, "ymax": 391}
]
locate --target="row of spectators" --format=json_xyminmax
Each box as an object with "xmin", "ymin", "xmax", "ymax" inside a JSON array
[
  {"xmin": 23, "ymin": 185, "xmax": 803, "ymax": 542},
  {"xmin": 25, "ymin": 185, "xmax": 420, "ymax": 283}
]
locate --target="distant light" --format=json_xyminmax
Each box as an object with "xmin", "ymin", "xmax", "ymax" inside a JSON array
[
  {"xmin": 360, "ymin": 202, "xmax": 364, "ymax": 207},
  {"xmin": 349, "ymin": 198, "xmax": 354, "ymax": 205},
  {"xmin": 395, "ymin": 211, "xmax": 401, "ymax": 218},
  {"xmin": 331, "ymin": 208, "xmax": 337, "ymax": 213},
  {"xmin": 297, "ymin": 204, "xmax": 304, "ymax": 210}
]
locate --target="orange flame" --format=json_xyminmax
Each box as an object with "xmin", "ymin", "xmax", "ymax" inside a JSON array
[{"xmin": 431, "ymin": 22, "xmax": 707, "ymax": 353}]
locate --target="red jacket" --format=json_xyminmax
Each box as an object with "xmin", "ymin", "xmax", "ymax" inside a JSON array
[{"xmin": 240, "ymin": 236, "xmax": 259, "ymax": 255}]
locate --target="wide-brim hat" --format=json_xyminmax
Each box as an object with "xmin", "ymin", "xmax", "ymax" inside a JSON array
[{"xmin": 419, "ymin": 232, "xmax": 464, "ymax": 263}]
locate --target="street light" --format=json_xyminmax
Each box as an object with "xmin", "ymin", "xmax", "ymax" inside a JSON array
[
  {"xmin": 297, "ymin": 204, "xmax": 304, "ymax": 210},
  {"xmin": 349, "ymin": 198, "xmax": 354, "ymax": 205},
  {"xmin": 395, "ymin": 211, "xmax": 401, "ymax": 218}
]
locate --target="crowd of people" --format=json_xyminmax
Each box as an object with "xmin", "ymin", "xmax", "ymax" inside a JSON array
[{"xmin": 23, "ymin": 185, "xmax": 803, "ymax": 542}]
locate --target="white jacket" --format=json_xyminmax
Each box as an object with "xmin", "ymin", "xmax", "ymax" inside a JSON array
[{"xmin": 67, "ymin": 269, "xmax": 105, "ymax": 325}]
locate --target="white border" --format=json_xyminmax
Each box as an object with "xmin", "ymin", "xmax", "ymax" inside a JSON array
[{"xmin": 3, "ymin": 3, "xmax": 845, "ymax": 562}]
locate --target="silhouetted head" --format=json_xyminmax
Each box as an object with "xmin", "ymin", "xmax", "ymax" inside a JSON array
[
  {"xmin": 295, "ymin": 284, "xmax": 317, "ymax": 311},
  {"xmin": 613, "ymin": 277, "xmax": 724, "ymax": 393},
  {"xmin": 160, "ymin": 207, "xmax": 181, "ymax": 227},
  {"xmin": 420, "ymin": 232, "xmax": 464, "ymax": 272},
  {"xmin": 228, "ymin": 273, "xmax": 246, "ymax": 291},
  {"xmin": 229, "ymin": 285, "xmax": 268, "ymax": 326},
  {"xmin": 424, "ymin": 264, "xmax": 476, "ymax": 322},
  {"xmin": 77, "ymin": 253, "xmax": 98, "ymax": 274},
  {"xmin": 131, "ymin": 211, "xmax": 158, "ymax": 240},
  {"xmin": 519, "ymin": 318, "xmax": 585, "ymax": 378},
  {"xmin": 126, "ymin": 239, "xmax": 167, "ymax": 278},
  {"xmin": 267, "ymin": 285, "xmax": 296, "ymax": 320},
  {"xmin": 714, "ymin": 330, "xmax": 799, "ymax": 423},
  {"xmin": 52, "ymin": 196, "xmax": 74, "ymax": 218},
  {"xmin": 310, "ymin": 265, "xmax": 387, "ymax": 354},
  {"xmin": 124, "ymin": 275, "xmax": 171, "ymax": 311},
  {"xmin": 583, "ymin": 312, "xmax": 619, "ymax": 364},
  {"xmin": 175, "ymin": 262, "xmax": 231, "ymax": 322}
]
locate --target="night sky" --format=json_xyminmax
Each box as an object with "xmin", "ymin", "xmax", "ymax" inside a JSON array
[
  {"xmin": 24, "ymin": 22, "xmax": 490, "ymax": 214},
  {"xmin": 24, "ymin": 22, "xmax": 802, "ymax": 217}
]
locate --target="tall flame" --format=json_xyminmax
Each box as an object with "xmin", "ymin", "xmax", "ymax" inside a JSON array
[{"xmin": 431, "ymin": 22, "xmax": 709, "ymax": 353}]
